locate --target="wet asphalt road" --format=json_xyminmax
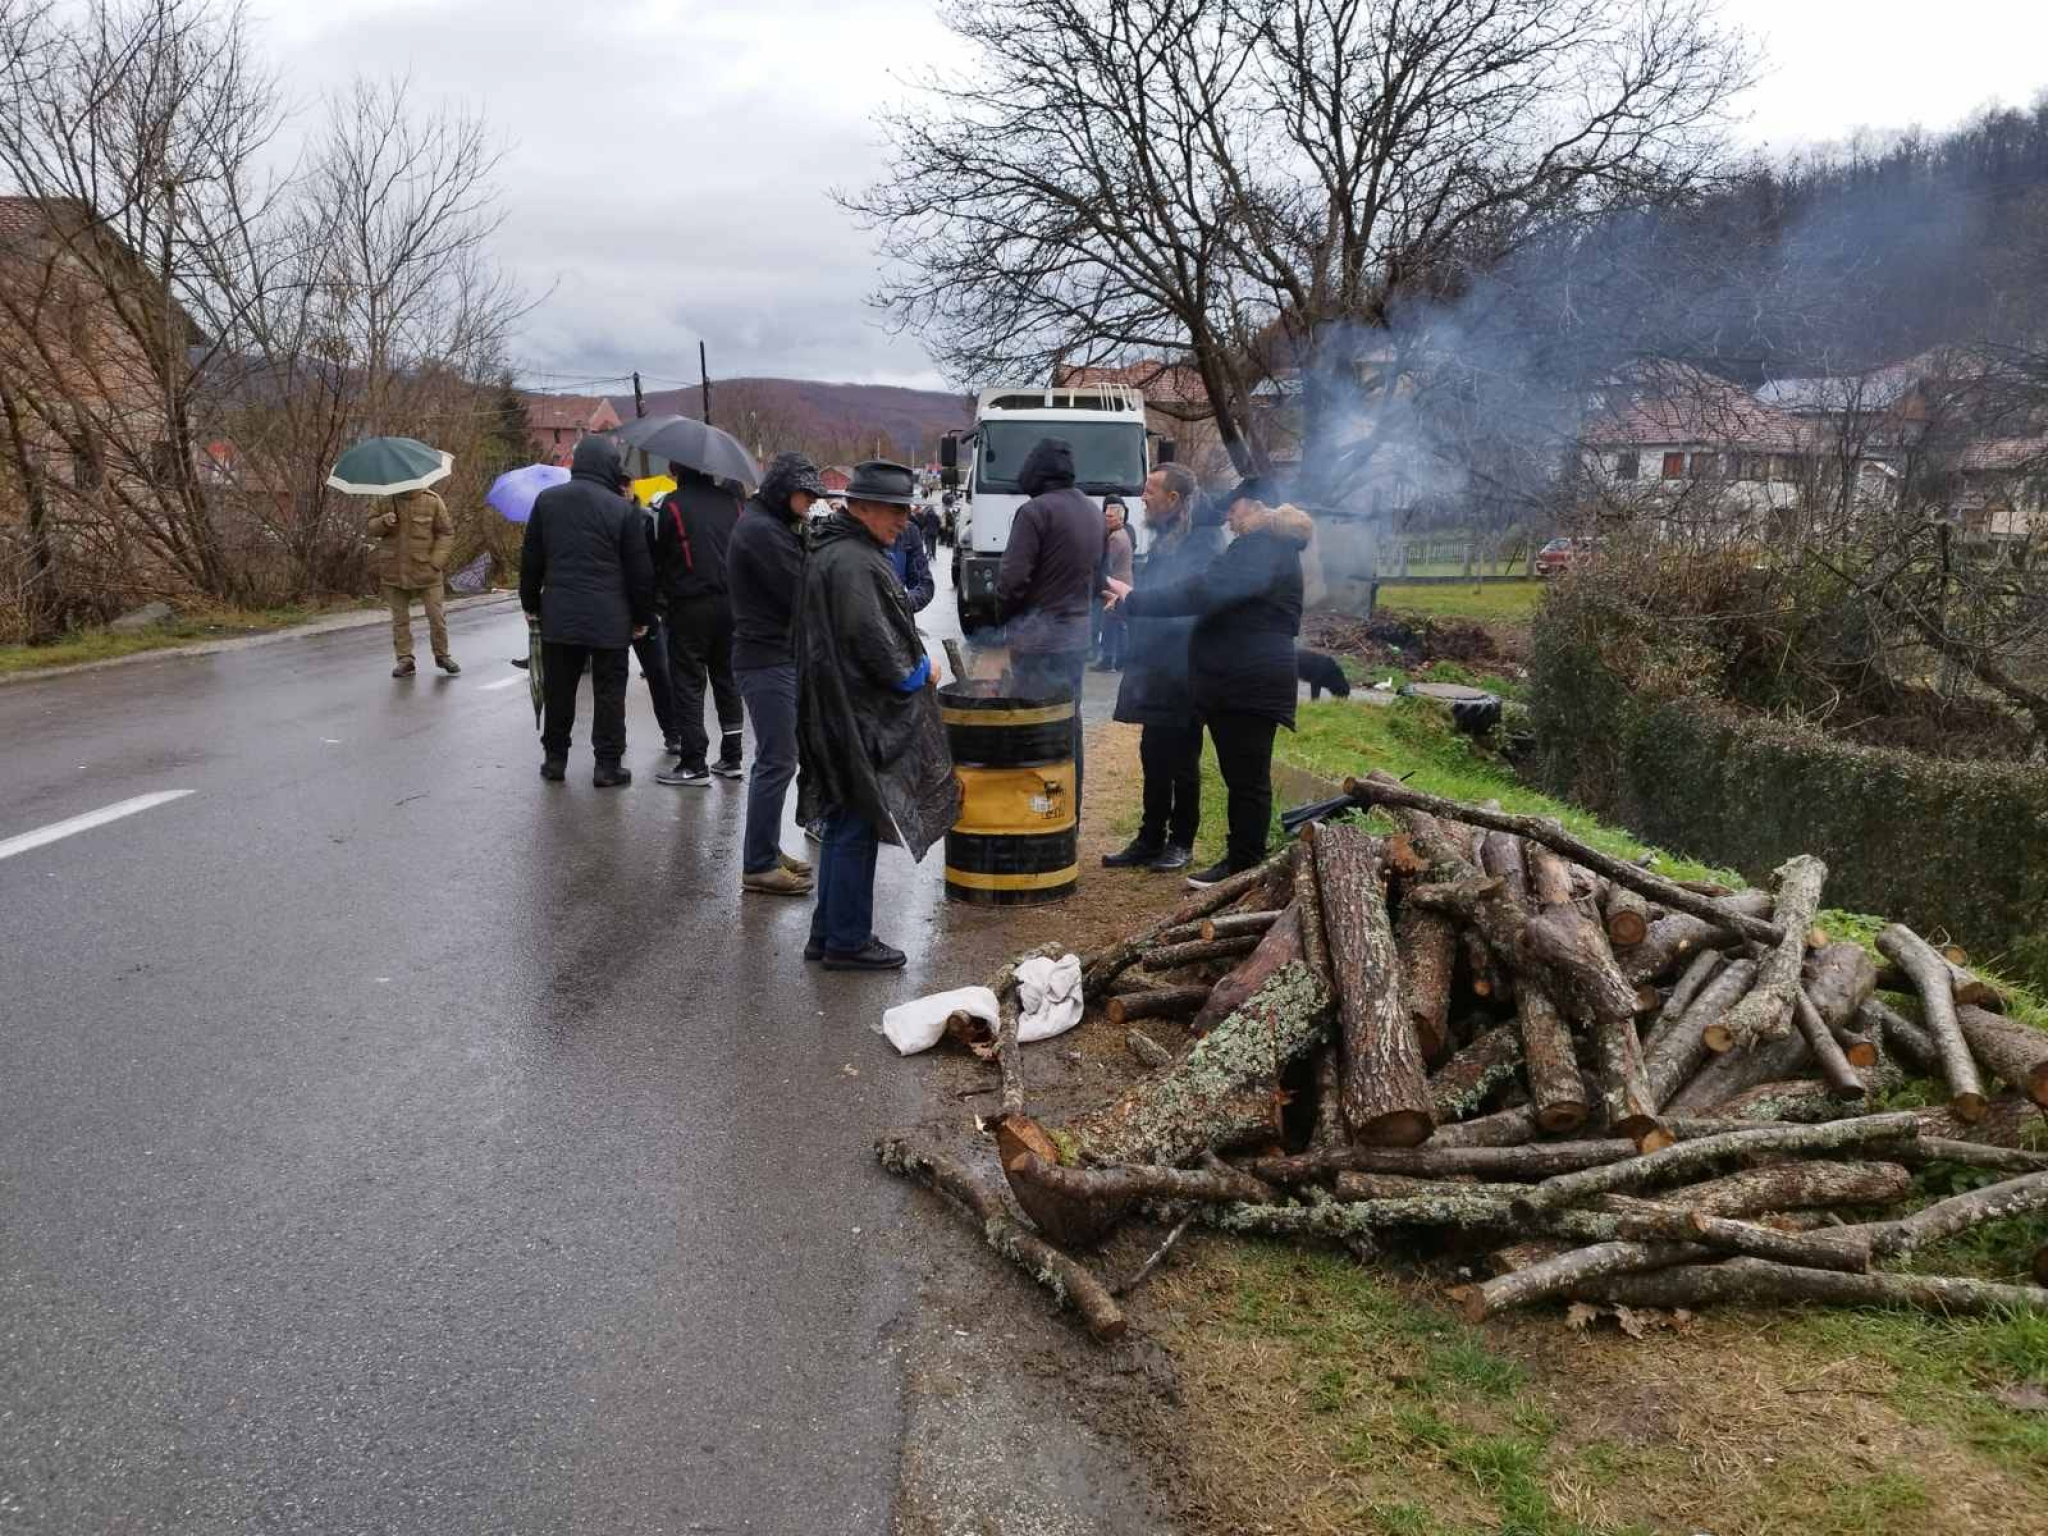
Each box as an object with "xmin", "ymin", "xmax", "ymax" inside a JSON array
[{"xmin": 0, "ymin": 587, "xmax": 990, "ymax": 1534}]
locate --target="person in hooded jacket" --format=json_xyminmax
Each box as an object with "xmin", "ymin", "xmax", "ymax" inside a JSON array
[
  {"xmin": 1107, "ymin": 477, "xmax": 1313, "ymax": 886},
  {"xmin": 368, "ymin": 486, "xmax": 457, "ymax": 677},
  {"xmin": 996, "ymin": 436, "xmax": 1103, "ymax": 806},
  {"xmin": 519, "ymin": 435, "xmax": 656, "ymax": 786},
  {"xmin": 724, "ymin": 451, "xmax": 835, "ymax": 897},
  {"xmin": 1102, "ymin": 463, "xmax": 1224, "ymax": 873},
  {"xmin": 793, "ymin": 460, "xmax": 959, "ymax": 971},
  {"xmin": 653, "ymin": 462, "xmax": 746, "ymax": 786}
]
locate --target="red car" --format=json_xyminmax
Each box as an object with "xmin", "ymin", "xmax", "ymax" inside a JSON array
[{"xmin": 1532, "ymin": 536, "xmax": 1593, "ymax": 578}]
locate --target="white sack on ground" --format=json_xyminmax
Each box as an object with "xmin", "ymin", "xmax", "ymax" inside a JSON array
[
  {"xmin": 1016, "ymin": 952, "xmax": 1085, "ymax": 1043},
  {"xmin": 881, "ymin": 986, "xmax": 1000, "ymax": 1056}
]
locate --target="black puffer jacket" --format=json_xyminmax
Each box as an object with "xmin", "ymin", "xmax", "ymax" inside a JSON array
[
  {"xmin": 519, "ymin": 435, "xmax": 656, "ymax": 648},
  {"xmin": 996, "ymin": 437, "xmax": 1103, "ymax": 656},
  {"xmin": 793, "ymin": 512, "xmax": 959, "ymax": 861},
  {"xmin": 1120, "ymin": 503, "xmax": 1314, "ymax": 728},
  {"xmin": 1112, "ymin": 516, "xmax": 1226, "ymax": 728},
  {"xmin": 727, "ymin": 455, "xmax": 812, "ymax": 671},
  {"xmin": 653, "ymin": 467, "xmax": 744, "ymax": 603}
]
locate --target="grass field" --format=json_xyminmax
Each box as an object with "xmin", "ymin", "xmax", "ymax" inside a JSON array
[
  {"xmin": 1375, "ymin": 577, "xmax": 1545, "ymax": 622},
  {"xmin": 0, "ymin": 603, "xmax": 359, "ymax": 676},
  {"xmin": 1092, "ymin": 691, "xmax": 2047, "ymax": 1535}
]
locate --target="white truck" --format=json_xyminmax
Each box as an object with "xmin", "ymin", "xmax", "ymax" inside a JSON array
[{"xmin": 940, "ymin": 382, "xmax": 1170, "ymax": 634}]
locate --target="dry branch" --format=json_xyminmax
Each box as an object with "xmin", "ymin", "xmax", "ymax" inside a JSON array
[
  {"xmin": 1876, "ymin": 925, "xmax": 1988, "ymax": 1122},
  {"xmin": 877, "ymin": 1135, "xmax": 1126, "ymax": 1340}
]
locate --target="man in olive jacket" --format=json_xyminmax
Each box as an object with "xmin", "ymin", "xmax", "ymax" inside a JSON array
[
  {"xmin": 368, "ymin": 487, "xmax": 456, "ymax": 676},
  {"xmin": 519, "ymin": 436, "xmax": 657, "ymax": 787},
  {"xmin": 793, "ymin": 460, "xmax": 959, "ymax": 971}
]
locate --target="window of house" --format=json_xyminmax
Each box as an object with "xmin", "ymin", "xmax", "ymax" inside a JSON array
[
  {"xmin": 1691, "ymin": 452, "xmax": 1722, "ymax": 479},
  {"xmin": 1660, "ymin": 451, "xmax": 1686, "ymax": 480},
  {"xmin": 1613, "ymin": 451, "xmax": 1639, "ymax": 482},
  {"xmin": 552, "ymin": 427, "xmax": 562, "ymax": 445}
]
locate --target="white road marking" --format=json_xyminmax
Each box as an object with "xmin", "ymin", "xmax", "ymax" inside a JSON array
[
  {"xmin": 0, "ymin": 790, "xmax": 195, "ymax": 863},
  {"xmin": 481, "ymin": 677, "xmax": 524, "ymax": 692}
]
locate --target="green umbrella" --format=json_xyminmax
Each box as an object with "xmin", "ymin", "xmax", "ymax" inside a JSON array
[{"xmin": 326, "ymin": 436, "xmax": 453, "ymax": 495}]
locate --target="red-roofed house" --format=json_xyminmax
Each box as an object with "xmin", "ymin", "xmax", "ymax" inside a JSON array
[{"xmin": 522, "ymin": 394, "xmax": 621, "ymax": 466}]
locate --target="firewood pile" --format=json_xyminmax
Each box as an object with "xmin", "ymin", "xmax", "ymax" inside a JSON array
[{"xmin": 876, "ymin": 772, "xmax": 2048, "ymax": 1342}]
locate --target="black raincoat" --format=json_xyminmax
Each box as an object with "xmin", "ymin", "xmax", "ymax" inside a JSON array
[{"xmin": 794, "ymin": 512, "xmax": 959, "ymax": 860}]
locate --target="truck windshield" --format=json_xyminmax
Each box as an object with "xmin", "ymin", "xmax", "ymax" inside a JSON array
[{"xmin": 977, "ymin": 421, "xmax": 1147, "ymax": 496}]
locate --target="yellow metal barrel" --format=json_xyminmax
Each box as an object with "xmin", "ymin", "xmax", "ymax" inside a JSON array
[{"xmin": 940, "ymin": 686, "xmax": 1078, "ymax": 905}]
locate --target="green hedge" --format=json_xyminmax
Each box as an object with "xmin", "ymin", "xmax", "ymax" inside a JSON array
[{"xmin": 1530, "ymin": 638, "xmax": 2048, "ymax": 984}]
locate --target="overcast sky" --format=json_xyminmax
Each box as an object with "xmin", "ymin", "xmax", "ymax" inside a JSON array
[{"xmin": 261, "ymin": 0, "xmax": 2048, "ymax": 393}]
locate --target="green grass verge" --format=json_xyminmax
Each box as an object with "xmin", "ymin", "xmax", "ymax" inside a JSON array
[
  {"xmin": 1377, "ymin": 579, "xmax": 1545, "ymax": 623},
  {"xmin": 0, "ymin": 604, "xmax": 356, "ymax": 675}
]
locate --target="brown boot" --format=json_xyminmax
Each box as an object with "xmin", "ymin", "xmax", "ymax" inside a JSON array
[{"xmin": 743, "ymin": 866, "xmax": 814, "ymax": 897}]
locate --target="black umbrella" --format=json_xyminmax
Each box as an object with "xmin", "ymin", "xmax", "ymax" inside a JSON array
[{"xmin": 614, "ymin": 415, "xmax": 760, "ymax": 490}]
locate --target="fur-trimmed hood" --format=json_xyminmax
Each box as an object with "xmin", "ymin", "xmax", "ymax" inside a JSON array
[{"xmin": 1237, "ymin": 501, "xmax": 1315, "ymax": 548}]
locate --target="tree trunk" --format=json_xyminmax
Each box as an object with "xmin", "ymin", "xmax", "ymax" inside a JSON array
[
  {"xmin": 1849, "ymin": 1169, "xmax": 2048, "ymax": 1259},
  {"xmin": 1395, "ymin": 906, "xmax": 1459, "ymax": 1065},
  {"xmin": 1646, "ymin": 950, "xmax": 1725, "ymax": 1050},
  {"xmin": 1666, "ymin": 1024, "xmax": 1811, "ymax": 1114},
  {"xmin": 1876, "ymin": 925, "xmax": 1987, "ymax": 1122},
  {"xmin": 1428, "ymin": 1025, "xmax": 1524, "ymax": 1123},
  {"xmin": 1317, "ymin": 826, "xmax": 1432, "ymax": 1146},
  {"xmin": 1956, "ymin": 1005, "xmax": 2048, "ymax": 1107},
  {"xmin": 1189, "ymin": 906, "xmax": 1301, "ymax": 1035},
  {"xmin": 1670, "ymin": 1159, "xmax": 1913, "ymax": 1216},
  {"xmin": 1292, "ymin": 837, "xmax": 1333, "ymax": 984},
  {"xmin": 1516, "ymin": 981, "xmax": 1590, "ymax": 1134},
  {"xmin": 1064, "ymin": 962, "xmax": 1331, "ymax": 1167},
  {"xmin": 1236, "ymin": 1137, "xmax": 1645, "ymax": 1186},
  {"xmin": 1804, "ymin": 942, "xmax": 1879, "ymax": 1031},
  {"xmin": 1709, "ymin": 1079, "xmax": 1841, "ymax": 1123},
  {"xmin": 1569, "ymin": 1256, "xmax": 2048, "ymax": 1317},
  {"xmin": 1143, "ymin": 934, "xmax": 1263, "ymax": 972},
  {"xmin": 1107, "ymin": 986, "xmax": 1212, "ymax": 1026},
  {"xmin": 1594, "ymin": 1011, "xmax": 1673, "ymax": 1152},
  {"xmin": 1456, "ymin": 1239, "xmax": 1706, "ymax": 1320},
  {"xmin": 1707, "ymin": 856, "xmax": 1828, "ymax": 1052},
  {"xmin": 1510, "ymin": 1112, "xmax": 1921, "ymax": 1217},
  {"xmin": 876, "ymin": 1135, "xmax": 1126, "ymax": 1340},
  {"xmin": 1197, "ymin": 910, "xmax": 1285, "ymax": 943},
  {"xmin": 1792, "ymin": 991, "xmax": 1867, "ymax": 1100},
  {"xmin": 1342, "ymin": 778, "xmax": 1784, "ymax": 945},
  {"xmin": 1644, "ymin": 958, "xmax": 1757, "ymax": 1108},
  {"xmin": 1875, "ymin": 958, "xmax": 2003, "ymax": 1011}
]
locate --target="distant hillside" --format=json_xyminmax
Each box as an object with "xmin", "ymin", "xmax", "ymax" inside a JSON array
[{"xmin": 604, "ymin": 378, "xmax": 972, "ymax": 466}]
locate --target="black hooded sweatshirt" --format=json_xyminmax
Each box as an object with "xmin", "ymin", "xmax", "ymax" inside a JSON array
[
  {"xmin": 995, "ymin": 437, "xmax": 1104, "ymax": 656},
  {"xmin": 726, "ymin": 456, "xmax": 811, "ymax": 671},
  {"xmin": 653, "ymin": 466, "xmax": 744, "ymax": 604},
  {"xmin": 519, "ymin": 435, "xmax": 656, "ymax": 649}
]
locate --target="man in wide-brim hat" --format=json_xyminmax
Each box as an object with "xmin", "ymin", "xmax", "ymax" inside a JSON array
[{"xmin": 792, "ymin": 459, "xmax": 960, "ymax": 970}]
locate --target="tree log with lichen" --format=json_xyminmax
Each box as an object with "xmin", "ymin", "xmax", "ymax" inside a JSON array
[
  {"xmin": 1877, "ymin": 924, "xmax": 1988, "ymax": 1122},
  {"xmin": 1317, "ymin": 825, "xmax": 1433, "ymax": 1146},
  {"xmin": 1060, "ymin": 962, "xmax": 1332, "ymax": 1168},
  {"xmin": 1956, "ymin": 1005, "xmax": 2048, "ymax": 1107},
  {"xmin": 1428, "ymin": 1025, "xmax": 1525, "ymax": 1123},
  {"xmin": 1706, "ymin": 856, "xmax": 1828, "ymax": 1053},
  {"xmin": 1567, "ymin": 1257, "xmax": 2048, "ymax": 1318},
  {"xmin": 1189, "ymin": 906, "xmax": 1301, "ymax": 1035}
]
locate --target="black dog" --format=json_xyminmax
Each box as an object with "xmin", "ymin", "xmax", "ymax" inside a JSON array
[{"xmin": 1296, "ymin": 648, "xmax": 1351, "ymax": 701}]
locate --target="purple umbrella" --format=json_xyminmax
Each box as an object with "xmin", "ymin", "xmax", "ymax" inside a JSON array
[{"xmin": 486, "ymin": 463, "xmax": 569, "ymax": 524}]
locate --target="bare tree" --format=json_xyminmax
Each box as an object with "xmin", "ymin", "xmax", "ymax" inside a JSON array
[{"xmin": 846, "ymin": 0, "xmax": 1752, "ymax": 496}]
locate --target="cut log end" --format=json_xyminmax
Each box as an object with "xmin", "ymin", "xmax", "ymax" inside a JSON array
[
  {"xmin": 1618, "ymin": 1118, "xmax": 1677, "ymax": 1155},
  {"xmin": 1702, "ymin": 1022, "xmax": 1735, "ymax": 1054},
  {"xmin": 1949, "ymin": 1092, "xmax": 1990, "ymax": 1125},
  {"xmin": 1451, "ymin": 1283, "xmax": 1489, "ymax": 1325},
  {"xmin": 1535, "ymin": 1103, "xmax": 1592, "ymax": 1135},
  {"xmin": 1607, "ymin": 910, "xmax": 1649, "ymax": 948}
]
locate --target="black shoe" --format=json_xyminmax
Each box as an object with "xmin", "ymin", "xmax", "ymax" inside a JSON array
[
  {"xmin": 804, "ymin": 939, "xmax": 824, "ymax": 963},
  {"xmin": 656, "ymin": 763, "xmax": 711, "ymax": 787},
  {"xmin": 1184, "ymin": 859, "xmax": 1235, "ymax": 889},
  {"xmin": 1102, "ymin": 838, "xmax": 1163, "ymax": 869},
  {"xmin": 539, "ymin": 757, "xmax": 567, "ymax": 782},
  {"xmin": 391, "ymin": 658, "xmax": 416, "ymax": 677},
  {"xmin": 435, "ymin": 655, "xmax": 461, "ymax": 675},
  {"xmin": 710, "ymin": 758, "xmax": 745, "ymax": 780},
  {"xmin": 822, "ymin": 938, "xmax": 908, "ymax": 972},
  {"xmin": 592, "ymin": 765, "xmax": 633, "ymax": 788},
  {"xmin": 1148, "ymin": 844, "xmax": 1193, "ymax": 873}
]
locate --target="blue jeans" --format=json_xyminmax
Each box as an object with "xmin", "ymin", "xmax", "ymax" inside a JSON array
[
  {"xmin": 736, "ymin": 663, "xmax": 798, "ymax": 875},
  {"xmin": 808, "ymin": 806, "xmax": 879, "ymax": 955}
]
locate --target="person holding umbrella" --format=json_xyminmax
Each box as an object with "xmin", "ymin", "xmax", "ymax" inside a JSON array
[
  {"xmin": 652, "ymin": 463, "xmax": 746, "ymax": 787},
  {"xmin": 793, "ymin": 460, "xmax": 958, "ymax": 970},
  {"xmin": 519, "ymin": 436, "xmax": 656, "ymax": 786},
  {"xmin": 329, "ymin": 435, "xmax": 459, "ymax": 677}
]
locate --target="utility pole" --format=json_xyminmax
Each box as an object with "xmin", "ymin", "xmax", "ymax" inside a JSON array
[
  {"xmin": 699, "ymin": 341, "xmax": 712, "ymax": 425},
  {"xmin": 632, "ymin": 371, "xmax": 645, "ymax": 419}
]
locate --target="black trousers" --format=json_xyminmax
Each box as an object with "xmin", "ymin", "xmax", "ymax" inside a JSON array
[
  {"xmin": 1205, "ymin": 710, "xmax": 1279, "ymax": 872},
  {"xmin": 666, "ymin": 594, "xmax": 742, "ymax": 769},
  {"xmin": 632, "ymin": 619, "xmax": 676, "ymax": 743},
  {"xmin": 1137, "ymin": 722, "xmax": 1204, "ymax": 850},
  {"xmin": 541, "ymin": 642, "xmax": 629, "ymax": 766}
]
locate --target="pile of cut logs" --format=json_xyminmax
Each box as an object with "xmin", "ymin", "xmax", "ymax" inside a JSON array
[{"xmin": 877, "ymin": 774, "xmax": 2048, "ymax": 1341}]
